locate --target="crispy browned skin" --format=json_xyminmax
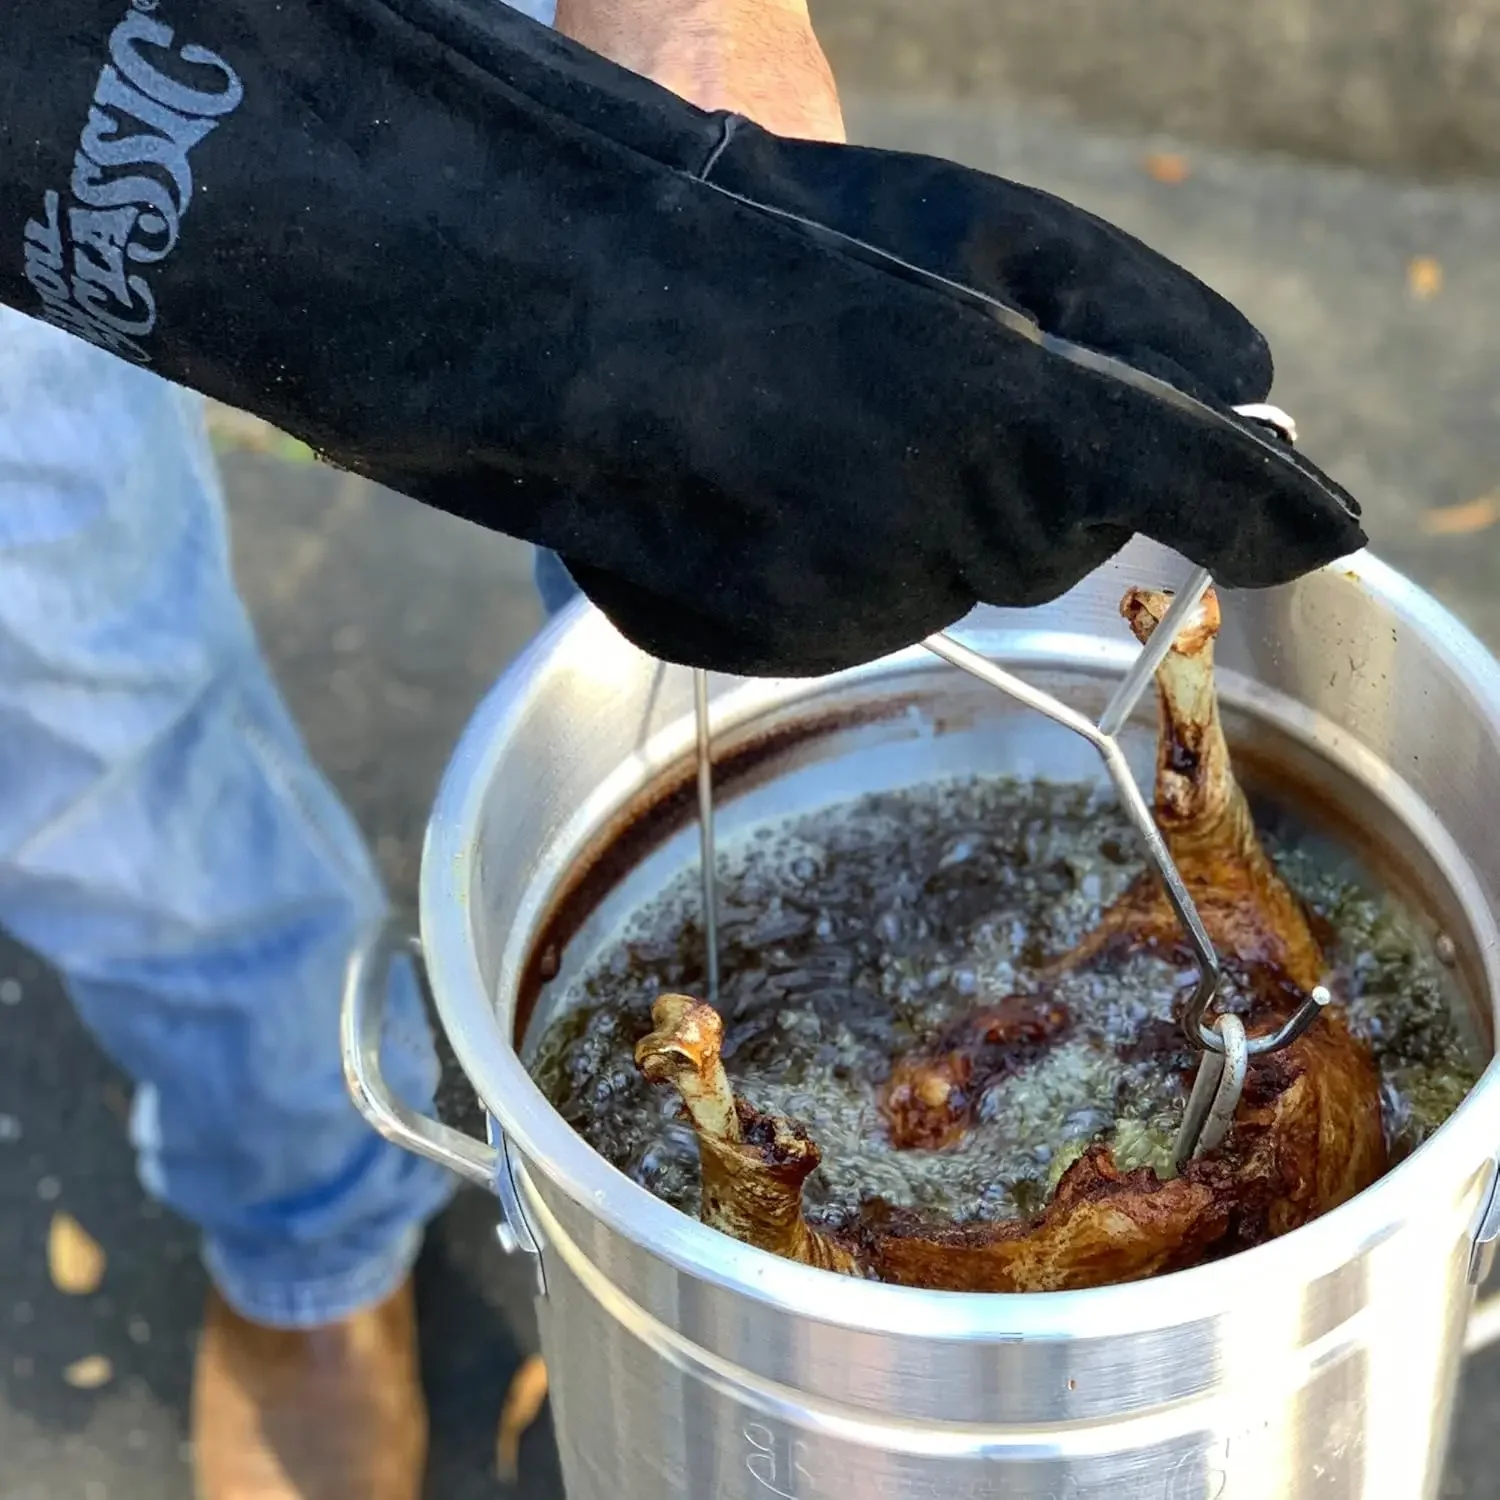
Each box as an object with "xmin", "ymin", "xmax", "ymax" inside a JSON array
[
  {"xmin": 634, "ymin": 589, "xmax": 1387, "ymax": 1291},
  {"xmin": 858, "ymin": 1146, "xmax": 1233, "ymax": 1291},
  {"xmin": 636, "ymin": 996, "xmax": 860, "ymax": 1274},
  {"xmin": 880, "ymin": 995, "xmax": 1071, "ymax": 1151},
  {"xmin": 864, "ymin": 986, "xmax": 1385, "ymax": 1291}
]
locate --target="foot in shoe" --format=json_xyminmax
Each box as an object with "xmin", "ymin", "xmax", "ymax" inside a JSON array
[{"xmin": 192, "ymin": 1276, "xmax": 426, "ymax": 1500}]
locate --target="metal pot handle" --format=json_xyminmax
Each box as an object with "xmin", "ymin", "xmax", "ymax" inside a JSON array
[
  {"xmin": 340, "ymin": 916, "xmax": 501, "ymax": 1191},
  {"xmin": 341, "ymin": 915, "xmax": 545, "ymax": 1289}
]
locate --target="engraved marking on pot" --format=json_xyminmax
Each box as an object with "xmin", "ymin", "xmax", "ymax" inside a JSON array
[
  {"xmin": 743, "ymin": 1422, "xmax": 816, "ymax": 1498},
  {"xmin": 21, "ymin": 3, "xmax": 243, "ymax": 363},
  {"xmin": 1037, "ymin": 1460, "xmax": 1224, "ymax": 1500},
  {"xmin": 727, "ymin": 1413, "xmax": 1277, "ymax": 1500},
  {"xmin": 1163, "ymin": 1428, "xmax": 1242, "ymax": 1500},
  {"xmin": 732, "ymin": 1448, "xmax": 1232, "ymax": 1500}
]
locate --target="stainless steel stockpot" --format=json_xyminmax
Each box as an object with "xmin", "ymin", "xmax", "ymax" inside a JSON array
[{"xmin": 344, "ymin": 541, "xmax": 1500, "ymax": 1500}]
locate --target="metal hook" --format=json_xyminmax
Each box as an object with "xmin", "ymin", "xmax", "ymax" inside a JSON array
[{"xmin": 1172, "ymin": 1011, "xmax": 1249, "ymax": 1168}]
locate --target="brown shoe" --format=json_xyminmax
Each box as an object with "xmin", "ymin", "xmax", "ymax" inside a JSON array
[{"xmin": 192, "ymin": 1277, "xmax": 427, "ymax": 1500}]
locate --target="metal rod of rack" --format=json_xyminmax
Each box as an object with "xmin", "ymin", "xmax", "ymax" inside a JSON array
[{"xmin": 693, "ymin": 668, "xmax": 721, "ymax": 1007}]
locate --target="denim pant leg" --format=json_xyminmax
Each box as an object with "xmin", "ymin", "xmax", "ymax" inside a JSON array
[
  {"xmin": 533, "ymin": 547, "xmax": 581, "ymax": 616},
  {"xmin": 0, "ymin": 310, "xmax": 452, "ymax": 1328}
]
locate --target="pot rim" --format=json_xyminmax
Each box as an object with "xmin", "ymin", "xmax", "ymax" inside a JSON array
[{"xmin": 421, "ymin": 550, "xmax": 1500, "ymax": 1342}]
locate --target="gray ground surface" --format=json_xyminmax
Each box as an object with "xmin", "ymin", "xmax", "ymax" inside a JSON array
[
  {"xmin": 815, "ymin": 0, "xmax": 1500, "ymax": 179},
  {"xmin": 5, "ymin": 91, "xmax": 1500, "ymax": 1500}
]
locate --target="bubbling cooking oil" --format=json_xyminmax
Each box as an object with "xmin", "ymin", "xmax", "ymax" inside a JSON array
[{"xmin": 529, "ymin": 775, "xmax": 1483, "ymax": 1233}]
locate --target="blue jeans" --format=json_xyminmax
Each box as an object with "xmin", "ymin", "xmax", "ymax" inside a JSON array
[
  {"xmin": 533, "ymin": 547, "xmax": 581, "ymax": 615},
  {"xmin": 0, "ymin": 310, "xmax": 484, "ymax": 1327}
]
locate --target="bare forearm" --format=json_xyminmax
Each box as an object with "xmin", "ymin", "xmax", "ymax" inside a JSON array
[{"xmin": 554, "ymin": 0, "xmax": 845, "ymax": 140}]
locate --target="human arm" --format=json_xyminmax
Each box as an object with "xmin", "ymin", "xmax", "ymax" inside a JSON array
[
  {"xmin": 553, "ymin": 0, "xmax": 845, "ymax": 141},
  {"xmin": 0, "ymin": 0, "xmax": 1364, "ymax": 676}
]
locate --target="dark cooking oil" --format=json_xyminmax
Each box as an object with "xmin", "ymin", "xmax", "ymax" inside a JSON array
[{"xmin": 529, "ymin": 776, "xmax": 1484, "ymax": 1232}]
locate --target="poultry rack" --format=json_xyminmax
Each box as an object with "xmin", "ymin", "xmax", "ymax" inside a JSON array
[{"xmin": 685, "ymin": 402, "xmax": 1331, "ymax": 1170}]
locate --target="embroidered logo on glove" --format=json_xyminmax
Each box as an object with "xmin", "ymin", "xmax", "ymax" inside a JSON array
[{"xmin": 21, "ymin": 1, "xmax": 243, "ymax": 365}]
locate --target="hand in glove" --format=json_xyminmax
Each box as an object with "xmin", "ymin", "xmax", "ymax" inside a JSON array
[{"xmin": 0, "ymin": 0, "xmax": 1364, "ymax": 676}]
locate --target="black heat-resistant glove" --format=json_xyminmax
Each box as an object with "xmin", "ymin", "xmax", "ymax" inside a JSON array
[{"xmin": 0, "ymin": 0, "xmax": 1364, "ymax": 676}]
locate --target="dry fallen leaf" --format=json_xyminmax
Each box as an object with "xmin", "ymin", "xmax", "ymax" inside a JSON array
[
  {"xmin": 1422, "ymin": 493, "xmax": 1500, "ymax": 536},
  {"xmin": 1408, "ymin": 256, "xmax": 1444, "ymax": 300},
  {"xmin": 1144, "ymin": 151, "xmax": 1190, "ymax": 184},
  {"xmin": 495, "ymin": 1355, "xmax": 549, "ymax": 1483},
  {"xmin": 64, "ymin": 1355, "xmax": 113, "ymax": 1390},
  {"xmin": 49, "ymin": 1212, "xmax": 106, "ymax": 1296}
]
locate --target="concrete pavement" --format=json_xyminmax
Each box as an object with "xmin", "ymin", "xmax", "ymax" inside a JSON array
[{"xmin": 816, "ymin": 0, "xmax": 1500, "ymax": 178}]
